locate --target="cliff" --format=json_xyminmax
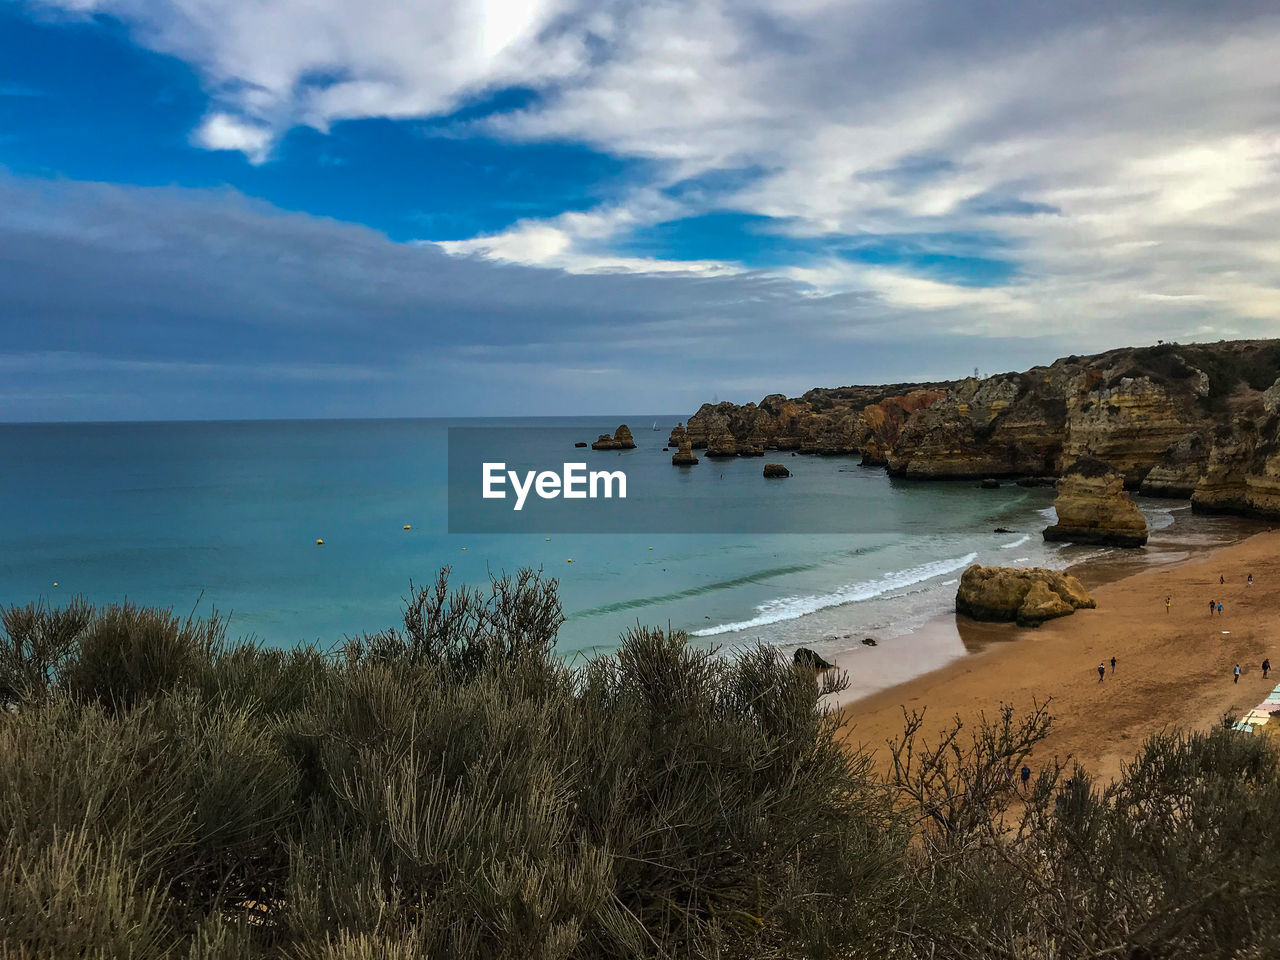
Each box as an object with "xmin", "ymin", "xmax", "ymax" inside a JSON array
[
  {"xmin": 1190, "ymin": 390, "xmax": 1280, "ymax": 519},
  {"xmin": 679, "ymin": 341, "xmax": 1280, "ymax": 513},
  {"xmin": 1043, "ymin": 459, "xmax": 1149, "ymax": 548}
]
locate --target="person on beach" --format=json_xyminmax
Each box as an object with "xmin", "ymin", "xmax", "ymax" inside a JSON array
[
  {"xmin": 1165, "ymin": 596, "xmax": 1171, "ymax": 614},
  {"xmin": 1218, "ymin": 602, "xmax": 1224, "ymax": 615},
  {"xmin": 1220, "ymin": 574, "xmax": 1225, "ymax": 585},
  {"xmin": 1209, "ymin": 599, "xmax": 1216, "ymax": 616},
  {"xmin": 1263, "ymin": 658, "xmax": 1271, "ymax": 679},
  {"xmin": 1110, "ymin": 656, "xmax": 1116, "ymax": 674},
  {"xmin": 1020, "ymin": 766, "xmax": 1031, "ymax": 790},
  {"xmin": 1098, "ymin": 662, "xmax": 1106, "ymax": 682},
  {"xmin": 1248, "ymin": 573, "xmax": 1254, "ymax": 586},
  {"xmin": 1234, "ymin": 664, "xmax": 1242, "ymax": 684}
]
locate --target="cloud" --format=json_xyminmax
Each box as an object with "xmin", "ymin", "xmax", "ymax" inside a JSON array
[
  {"xmin": 7, "ymin": 172, "xmax": 1189, "ymax": 421},
  {"xmin": 192, "ymin": 113, "xmax": 274, "ymax": 162},
  {"xmin": 13, "ymin": 0, "xmax": 1280, "ymax": 416}
]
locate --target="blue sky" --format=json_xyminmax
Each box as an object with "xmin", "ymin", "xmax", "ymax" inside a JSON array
[{"xmin": 3, "ymin": 0, "xmax": 1280, "ymax": 420}]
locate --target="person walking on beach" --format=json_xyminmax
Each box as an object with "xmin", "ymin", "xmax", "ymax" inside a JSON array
[
  {"xmin": 1098, "ymin": 662, "xmax": 1106, "ymax": 682},
  {"xmin": 1234, "ymin": 664, "xmax": 1242, "ymax": 684},
  {"xmin": 1263, "ymin": 658, "xmax": 1270, "ymax": 679},
  {"xmin": 1220, "ymin": 574, "xmax": 1225, "ymax": 585},
  {"xmin": 1165, "ymin": 596, "xmax": 1171, "ymax": 614},
  {"xmin": 1218, "ymin": 602, "xmax": 1224, "ymax": 615},
  {"xmin": 1020, "ymin": 765, "xmax": 1031, "ymax": 791},
  {"xmin": 1248, "ymin": 573, "xmax": 1254, "ymax": 587},
  {"xmin": 1210, "ymin": 599, "xmax": 1216, "ymax": 617},
  {"xmin": 1110, "ymin": 656, "xmax": 1116, "ymax": 674}
]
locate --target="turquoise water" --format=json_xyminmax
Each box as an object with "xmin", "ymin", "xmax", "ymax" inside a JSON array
[{"xmin": 1, "ymin": 417, "xmax": 1173, "ymax": 661}]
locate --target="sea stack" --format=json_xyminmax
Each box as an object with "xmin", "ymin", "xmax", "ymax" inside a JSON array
[
  {"xmin": 1043, "ymin": 458, "xmax": 1148, "ymax": 547},
  {"xmin": 591, "ymin": 424, "xmax": 637, "ymax": 450},
  {"xmin": 671, "ymin": 436, "xmax": 699, "ymax": 465},
  {"xmin": 956, "ymin": 564, "xmax": 1096, "ymax": 627},
  {"xmin": 763, "ymin": 463, "xmax": 790, "ymax": 478}
]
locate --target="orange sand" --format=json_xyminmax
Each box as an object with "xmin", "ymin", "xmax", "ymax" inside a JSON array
[{"xmin": 837, "ymin": 530, "xmax": 1280, "ymax": 781}]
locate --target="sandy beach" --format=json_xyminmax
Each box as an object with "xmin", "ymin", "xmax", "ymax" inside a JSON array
[{"xmin": 837, "ymin": 528, "xmax": 1280, "ymax": 780}]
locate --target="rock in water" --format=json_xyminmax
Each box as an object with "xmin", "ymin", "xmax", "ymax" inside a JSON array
[
  {"xmin": 980, "ymin": 478, "xmax": 1001, "ymax": 489},
  {"xmin": 671, "ymin": 436, "xmax": 699, "ymax": 465},
  {"xmin": 591, "ymin": 424, "xmax": 637, "ymax": 450},
  {"xmin": 1043, "ymin": 458, "xmax": 1148, "ymax": 547},
  {"xmin": 794, "ymin": 647, "xmax": 835, "ymax": 670},
  {"xmin": 574, "ymin": 441, "xmax": 588, "ymax": 448},
  {"xmin": 956, "ymin": 564, "xmax": 1096, "ymax": 627},
  {"xmin": 763, "ymin": 462, "xmax": 791, "ymax": 478}
]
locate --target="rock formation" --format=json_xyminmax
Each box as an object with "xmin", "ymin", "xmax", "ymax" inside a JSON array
[
  {"xmin": 591, "ymin": 424, "xmax": 637, "ymax": 450},
  {"xmin": 793, "ymin": 648, "xmax": 835, "ymax": 670},
  {"xmin": 671, "ymin": 437, "xmax": 699, "ymax": 466},
  {"xmin": 1043, "ymin": 459, "xmax": 1149, "ymax": 548},
  {"xmin": 676, "ymin": 341, "xmax": 1280, "ymax": 520},
  {"xmin": 763, "ymin": 463, "xmax": 790, "ymax": 478},
  {"xmin": 956, "ymin": 565, "xmax": 1096, "ymax": 627},
  {"xmin": 668, "ymin": 422, "xmax": 688, "ymax": 447},
  {"xmin": 1191, "ymin": 407, "xmax": 1280, "ymax": 519}
]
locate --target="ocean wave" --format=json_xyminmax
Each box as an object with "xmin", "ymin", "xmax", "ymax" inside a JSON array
[
  {"xmin": 1037, "ymin": 506, "xmax": 1058, "ymax": 523},
  {"xmin": 691, "ymin": 552, "xmax": 978, "ymax": 637},
  {"xmin": 1000, "ymin": 534, "xmax": 1031, "ymax": 548}
]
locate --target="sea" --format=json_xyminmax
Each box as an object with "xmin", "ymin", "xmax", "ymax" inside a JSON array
[{"xmin": 0, "ymin": 417, "xmax": 1250, "ymax": 668}]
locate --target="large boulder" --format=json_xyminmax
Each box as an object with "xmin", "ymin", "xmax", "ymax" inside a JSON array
[
  {"xmin": 956, "ymin": 564, "xmax": 1096, "ymax": 627},
  {"xmin": 1043, "ymin": 458, "xmax": 1148, "ymax": 547},
  {"xmin": 793, "ymin": 647, "xmax": 835, "ymax": 670},
  {"xmin": 763, "ymin": 462, "xmax": 790, "ymax": 478}
]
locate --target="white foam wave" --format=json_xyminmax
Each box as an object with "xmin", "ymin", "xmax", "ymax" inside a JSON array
[
  {"xmin": 1000, "ymin": 534, "xmax": 1031, "ymax": 548},
  {"xmin": 692, "ymin": 553, "xmax": 978, "ymax": 637},
  {"xmin": 1038, "ymin": 506, "xmax": 1058, "ymax": 523}
]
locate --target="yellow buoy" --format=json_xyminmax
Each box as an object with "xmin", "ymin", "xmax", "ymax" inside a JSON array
[
  {"xmin": 316, "ymin": 539, "xmax": 324, "ymax": 545},
  {"xmin": 52, "ymin": 581, "xmax": 58, "ymax": 587},
  {"xmin": 648, "ymin": 546, "xmax": 653, "ymax": 550},
  {"xmin": 403, "ymin": 524, "xmax": 412, "ymax": 530},
  {"xmin": 545, "ymin": 538, "xmax": 551, "ymax": 541},
  {"xmin": 567, "ymin": 558, "xmax": 574, "ymax": 563},
  {"xmin": 461, "ymin": 547, "xmax": 467, "ymax": 551}
]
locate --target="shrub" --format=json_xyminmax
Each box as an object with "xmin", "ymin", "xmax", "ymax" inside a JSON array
[{"xmin": 3, "ymin": 574, "xmax": 1280, "ymax": 958}]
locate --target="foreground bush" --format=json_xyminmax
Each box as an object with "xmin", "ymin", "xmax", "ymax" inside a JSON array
[{"xmin": 1, "ymin": 571, "xmax": 1278, "ymax": 958}]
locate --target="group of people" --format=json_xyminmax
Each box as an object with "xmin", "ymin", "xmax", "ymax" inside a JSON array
[{"xmin": 1105, "ymin": 573, "xmax": 1267, "ymax": 685}]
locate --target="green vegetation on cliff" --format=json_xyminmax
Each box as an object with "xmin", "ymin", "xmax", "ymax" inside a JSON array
[{"xmin": 2, "ymin": 573, "xmax": 1279, "ymax": 958}]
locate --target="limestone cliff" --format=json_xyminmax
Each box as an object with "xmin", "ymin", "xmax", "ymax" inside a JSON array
[
  {"xmin": 1190, "ymin": 397, "xmax": 1280, "ymax": 519},
  {"xmin": 680, "ymin": 340, "xmax": 1280, "ymax": 513},
  {"xmin": 1043, "ymin": 459, "xmax": 1149, "ymax": 548}
]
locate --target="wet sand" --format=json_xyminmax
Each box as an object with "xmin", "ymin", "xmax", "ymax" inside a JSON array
[{"xmin": 834, "ymin": 526, "xmax": 1280, "ymax": 781}]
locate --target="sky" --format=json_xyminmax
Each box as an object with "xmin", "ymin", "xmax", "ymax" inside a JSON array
[{"xmin": 3, "ymin": 0, "xmax": 1280, "ymax": 420}]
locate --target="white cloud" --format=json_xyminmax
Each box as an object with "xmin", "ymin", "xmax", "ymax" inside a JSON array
[
  {"xmin": 26, "ymin": 0, "xmax": 1280, "ymax": 348},
  {"xmin": 192, "ymin": 113, "xmax": 274, "ymax": 162}
]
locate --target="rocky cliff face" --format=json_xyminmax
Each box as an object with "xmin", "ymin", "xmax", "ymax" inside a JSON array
[
  {"xmin": 955, "ymin": 564, "xmax": 1096, "ymax": 627},
  {"xmin": 1043, "ymin": 459, "xmax": 1149, "ymax": 547},
  {"xmin": 679, "ymin": 341, "xmax": 1280, "ymax": 513},
  {"xmin": 1190, "ymin": 391, "xmax": 1280, "ymax": 518}
]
